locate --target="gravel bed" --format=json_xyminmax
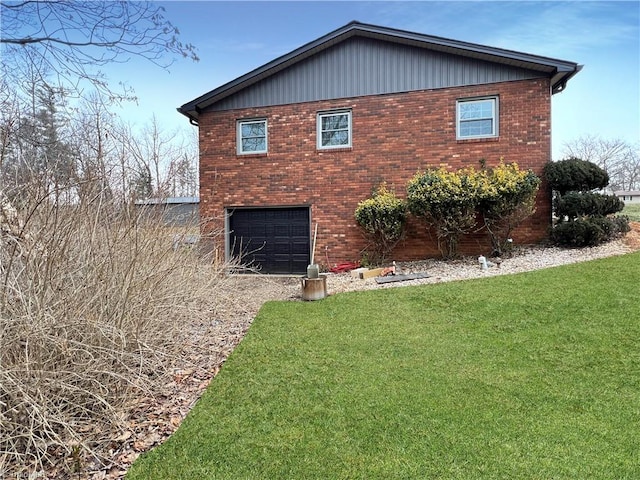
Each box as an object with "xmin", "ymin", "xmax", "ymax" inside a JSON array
[
  {"xmin": 224, "ymin": 236, "xmax": 635, "ymax": 305},
  {"xmin": 326, "ymin": 240, "xmax": 634, "ymax": 295}
]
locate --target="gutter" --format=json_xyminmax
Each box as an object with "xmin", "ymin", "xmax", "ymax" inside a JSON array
[{"xmin": 552, "ymin": 64, "xmax": 583, "ymax": 94}]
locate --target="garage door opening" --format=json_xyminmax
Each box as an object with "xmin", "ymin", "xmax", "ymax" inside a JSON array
[{"xmin": 227, "ymin": 206, "xmax": 311, "ymax": 274}]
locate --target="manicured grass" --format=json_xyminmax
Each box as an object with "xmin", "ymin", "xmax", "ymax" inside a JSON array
[
  {"xmin": 127, "ymin": 252, "xmax": 640, "ymax": 479},
  {"xmin": 623, "ymin": 202, "xmax": 640, "ymax": 222}
]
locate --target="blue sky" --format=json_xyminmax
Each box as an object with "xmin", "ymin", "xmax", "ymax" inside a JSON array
[{"xmin": 112, "ymin": 1, "xmax": 639, "ymax": 159}]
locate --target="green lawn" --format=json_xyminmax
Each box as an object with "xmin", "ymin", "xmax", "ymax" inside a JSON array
[
  {"xmin": 623, "ymin": 202, "xmax": 640, "ymax": 222},
  {"xmin": 127, "ymin": 252, "xmax": 640, "ymax": 479}
]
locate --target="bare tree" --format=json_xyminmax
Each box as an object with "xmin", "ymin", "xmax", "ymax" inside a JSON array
[
  {"xmin": 117, "ymin": 116, "xmax": 188, "ymax": 199},
  {"xmin": 1, "ymin": 0, "xmax": 200, "ymax": 204},
  {"xmin": 562, "ymin": 135, "xmax": 639, "ymax": 191},
  {"xmin": 619, "ymin": 147, "xmax": 640, "ymax": 191},
  {"xmin": 0, "ymin": 63, "xmax": 78, "ymax": 205},
  {"xmin": 70, "ymin": 93, "xmax": 119, "ymax": 203},
  {"xmin": 166, "ymin": 128, "xmax": 199, "ymax": 197},
  {"xmin": 1, "ymin": 1, "xmax": 198, "ymax": 100},
  {"xmin": 0, "ymin": 77, "xmax": 21, "ymax": 172}
]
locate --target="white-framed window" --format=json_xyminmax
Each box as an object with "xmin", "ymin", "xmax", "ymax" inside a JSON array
[
  {"xmin": 317, "ymin": 110, "xmax": 352, "ymax": 149},
  {"xmin": 456, "ymin": 97, "xmax": 498, "ymax": 139},
  {"xmin": 237, "ymin": 119, "xmax": 267, "ymax": 154}
]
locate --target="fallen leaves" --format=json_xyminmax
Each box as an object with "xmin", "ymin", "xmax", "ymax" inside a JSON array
[{"xmin": 623, "ymin": 221, "xmax": 640, "ymax": 250}]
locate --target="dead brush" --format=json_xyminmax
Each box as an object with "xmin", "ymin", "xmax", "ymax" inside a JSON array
[{"xmin": 0, "ymin": 189, "xmax": 230, "ymax": 476}]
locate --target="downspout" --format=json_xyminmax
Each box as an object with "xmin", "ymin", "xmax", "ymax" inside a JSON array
[
  {"xmin": 553, "ymin": 81, "xmax": 567, "ymax": 94},
  {"xmin": 552, "ymin": 64, "xmax": 583, "ymax": 94},
  {"xmin": 176, "ymin": 107, "xmax": 200, "ymax": 127}
]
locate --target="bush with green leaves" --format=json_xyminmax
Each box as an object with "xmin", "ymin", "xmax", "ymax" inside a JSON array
[
  {"xmin": 556, "ymin": 191, "xmax": 624, "ymax": 218},
  {"xmin": 550, "ymin": 215, "xmax": 630, "ymax": 247},
  {"xmin": 407, "ymin": 167, "xmax": 481, "ymax": 258},
  {"xmin": 543, "ymin": 157, "xmax": 609, "ymax": 195},
  {"xmin": 545, "ymin": 157, "xmax": 629, "ymax": 247},
  {"xmin": 477, "ymin": 161, "xmax": 541, "ymax": 256},
  {"xmin": 355, "ymin": 183, "xmax": 407, "ymax": 265}
]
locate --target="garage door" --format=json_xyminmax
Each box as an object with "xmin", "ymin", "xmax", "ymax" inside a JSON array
[{"xmin": 228, "ymin": 207, "xmax": 310, "ymax": 274}]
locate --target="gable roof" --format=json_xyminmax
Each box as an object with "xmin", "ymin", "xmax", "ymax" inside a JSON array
[{"xmin": 178, "ymin": 21, "xmax": 581, "ymax": 124}]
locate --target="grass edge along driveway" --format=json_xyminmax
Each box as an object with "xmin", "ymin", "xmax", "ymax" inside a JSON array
[{"xmin": 128, "ymin": 252, "xmax": 640, "ymax": 479}]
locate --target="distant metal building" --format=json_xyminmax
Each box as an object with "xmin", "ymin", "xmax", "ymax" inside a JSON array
[{"xmin": 134, "ymin": 197, "xmax": 199, "ymax": 226}]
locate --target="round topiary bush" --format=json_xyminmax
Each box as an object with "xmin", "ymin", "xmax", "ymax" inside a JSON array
[
  {"xmin": 550, "ymin": 215, "xmax": 630, "ymax": 248},
  {"xmin": 544, "ymin": 157, "xmax": 609, "ymax": 195},
  {"xmin": 556, "ymin": 192, "xmax": 625, "ymax": 218},
  {"xmin": 550, "ymin": 217, "xmax": 606, "ymax": 247},
  {"xmin": 545, "ymin": 157, "xmax": 629, "ymax": 248}
]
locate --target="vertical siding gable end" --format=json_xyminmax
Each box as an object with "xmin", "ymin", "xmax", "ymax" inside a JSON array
[{"xmin": 209, "ymin": 37, "xmax": 542, "ymax": 112}]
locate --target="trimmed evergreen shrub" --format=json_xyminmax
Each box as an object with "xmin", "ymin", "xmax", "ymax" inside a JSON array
[
  {"xmin": 556, "ymin": 192, "xmax": 625, "ymax": 218},
  {"xmin": 550, "ymin": 216, "xmax": 629, "ymax": 248},
  {"xmin": 355, "ymin": 183, "xmax": 407, "ymax": 265},
  {"xmin": 544, "ymin": 157, "xmax": 609, "ymax": 195},
  {"xmin": 612, "ymin": 215, "xmax": 632, "ymax": 236},
  {"xmin": 545, "ymin": 157, "xmax": 629, "ymax": 248},
  {"xmin": 550, "ymin": 218, "xmax": 604, "ymax": 247}
]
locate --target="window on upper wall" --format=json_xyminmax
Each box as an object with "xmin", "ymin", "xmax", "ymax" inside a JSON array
[
  {"xmin": 456, "ymin": 97, "xmax": 498, "ymax": 140},
  {"xmin": 317, "ymin": 110, "xmax": 352, "ymax": 149},
  {"xmin": 237, "ymin": 119, "xmax": 267, "ymax": 154}
]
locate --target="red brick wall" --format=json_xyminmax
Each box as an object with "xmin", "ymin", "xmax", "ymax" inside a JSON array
[{"xmin": 199, "ymin": 78, "xmax": 552, "ymax": 265}]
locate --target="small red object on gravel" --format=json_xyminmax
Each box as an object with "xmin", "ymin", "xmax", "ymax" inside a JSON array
[{"xmin": 329, "ymin": 262, "xmax": 361, "ymax": 274}]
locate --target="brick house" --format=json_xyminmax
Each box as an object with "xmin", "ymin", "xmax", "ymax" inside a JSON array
[{"xmin": 178, "ymin": 21, "xmax": 581, "ymax": 274}]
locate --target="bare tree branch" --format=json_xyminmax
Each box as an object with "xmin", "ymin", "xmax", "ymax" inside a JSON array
[{"xmin": 1, "ymin": 1, "xmax": 198, "ymax": 100}]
